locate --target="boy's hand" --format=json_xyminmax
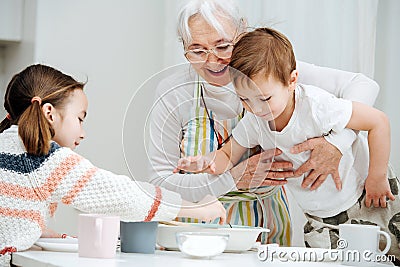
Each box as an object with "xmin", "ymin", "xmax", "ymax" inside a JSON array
[
  {"xmin": 364, "ymin": 175, "xmax": 395, "ymax": 208},
  {"xmin": 173, "ymin": 155, "xmax": 216, "ymax": 174}
]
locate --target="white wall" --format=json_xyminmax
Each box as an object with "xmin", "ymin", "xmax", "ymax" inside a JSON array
[
  {"xmin": 0, "ymin": 0, "xmax": 23, "ymax": 41},
  {"xmin": 374, "ymin": 0, "xmax": 400, "ymax": 174},
  {"xmin": 0, "ymin": 0, "xmax": 35, "ymax": 119},
  {"xmin": 0, "ymin": 0, "xmax": 168, "ymax": 236},
  {"xmin": 3, "ymin": 0, "xmax": 37, "ymax": 86},
  {"xmin": 34, "ymin": 0, "xmax": 165, "ymax": 177},
  {"xmin": 0, "ymin": 0, "xmax": 33, "ymax": 119}
]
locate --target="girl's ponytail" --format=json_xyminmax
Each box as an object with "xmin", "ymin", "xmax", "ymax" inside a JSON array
[
  {"xmin": 3, "ymin": 64, "xmax": 84, "ymax": 156},
  {"xmin": 18, "ymin": 100, "xmax": 54, "ymax": 155}
]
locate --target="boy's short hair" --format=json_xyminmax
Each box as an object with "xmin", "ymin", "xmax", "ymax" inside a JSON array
[{"xmin": 230, "ymin": 27, "xmax": 296, "ymax": 86}]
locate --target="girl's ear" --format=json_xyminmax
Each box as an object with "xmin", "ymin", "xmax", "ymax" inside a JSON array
[{"xmin": 41, "ymin": 103, "xmax": 56, "ymax": 124}]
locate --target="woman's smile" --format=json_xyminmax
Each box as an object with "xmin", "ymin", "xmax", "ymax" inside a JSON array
[{"xmin": 205, "ymin": 65, "xmax": 228, "ymax": 76}]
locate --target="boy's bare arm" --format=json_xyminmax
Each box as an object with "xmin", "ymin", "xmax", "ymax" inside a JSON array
[
  {"xmin": 212, "ymin": 138, "xmax": 248, "ymax": 173},
  {"xmin": 346, "ymin": 101, "xmax": 394, "ymax": 207},
  {"xmin": 175, "ymin": 138, "xmax": 248, "ymax": 174}
]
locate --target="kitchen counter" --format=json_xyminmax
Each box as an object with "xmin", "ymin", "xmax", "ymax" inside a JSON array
[{"xmin": 12, "ymin": 249, "xmax": 352, "ymax": 267}]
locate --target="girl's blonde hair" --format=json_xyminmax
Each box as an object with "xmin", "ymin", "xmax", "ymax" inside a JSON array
[{"xmin": 0, "ymin": 64, "xmax": 85, "ymax": 155}]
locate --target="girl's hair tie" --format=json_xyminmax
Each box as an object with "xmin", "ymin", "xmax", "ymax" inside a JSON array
[
  {"xmin": 31, "ymin": 96, "xmax": 42, "ymax": 105},
  {"xmin": 6, "ymin": 114, "xmax": 11, "ymax": 120}
]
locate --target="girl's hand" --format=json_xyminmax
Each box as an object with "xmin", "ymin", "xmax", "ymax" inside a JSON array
[
  {"xmin": 178, "ymin": 195, "xmax": 226, "ymax": 225},
  {"xmin": 364, "ymin": 175, "xmax": 395, "ymax": 208},
  {"xmin": 41, "ymin": 227, "xmax": 65, "ymax": 238},
  {"xmin": 174, "ymin": 155, "xmax": 216, "ymax": 174},
  {"xmin": 196, "ymin": 195, "xmax": 227, "ymax": 224}
]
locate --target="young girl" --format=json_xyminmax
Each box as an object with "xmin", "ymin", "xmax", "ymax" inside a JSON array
[
  {"xmin": 176, "ymin": 28, "xmax": 400, "ymax": 259},
  {"xmin": 0, "ymin": 64, "xmax": 226, "ymax": 266}
]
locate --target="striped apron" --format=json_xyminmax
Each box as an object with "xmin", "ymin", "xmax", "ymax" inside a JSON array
[{"xmin": 177, "ymin": 80, "xmax": 291, "ymax": 245}]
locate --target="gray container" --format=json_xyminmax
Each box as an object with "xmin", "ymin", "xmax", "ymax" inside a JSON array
[{"xmin": 120, "ymin": 221, "xmax": 158, "ymax": 254}]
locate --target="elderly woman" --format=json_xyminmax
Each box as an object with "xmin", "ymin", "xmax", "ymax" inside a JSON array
[{"xmin": 148, "ymin": 0, "xmax": 379, "ymax": 245}]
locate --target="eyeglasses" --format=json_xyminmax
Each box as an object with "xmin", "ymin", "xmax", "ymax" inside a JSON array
[
  {"xmin": 184, "ymin": 43, "xmax": 234, "ymax": 63},
  {"xmin": 184, "ymin": 18, "xmax": 246, "ymax": 63}
]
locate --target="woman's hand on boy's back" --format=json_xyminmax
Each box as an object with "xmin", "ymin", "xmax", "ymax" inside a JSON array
[
  {"xmin": 230, "ymin": 148, "xmax": 293, "ymax": 189},
  {"xmin": 291, "ymin": 137, "xmax": 342, "ymax": 191}
]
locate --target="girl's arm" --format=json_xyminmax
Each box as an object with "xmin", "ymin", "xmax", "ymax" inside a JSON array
[
  {"xmin": 51, "ymin": 149, "xmax": 226, "ymax": 223},
  {"xmin": 346, "ymin": 102, "xmax": 395, "ymax": 207}
]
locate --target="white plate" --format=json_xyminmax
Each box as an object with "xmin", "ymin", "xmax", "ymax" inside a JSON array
[
  {"xmin": 35, "ymin": 238, "xmax": 78, "ymax": 252},
  {"xmin": 157, "ymin": 223, "xmax": 269, "ymax": 252}
]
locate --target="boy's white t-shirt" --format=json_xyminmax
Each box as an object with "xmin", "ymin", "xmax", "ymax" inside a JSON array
[
  {"xmin": 232, "ymin": 84, "xmax": 368, "ymax": 218},
  {"xmin": 147, "ymin": 62, "xmax": 378, "ymax": 203}
]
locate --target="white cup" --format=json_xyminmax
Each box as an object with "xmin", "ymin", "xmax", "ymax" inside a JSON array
[
  {"xmin": 78, "ymin": 214, "xmax": 120, "ymax": 258},
  {"xmin": 338, "ymin": 224, "xmax": 391, "ymax": 266}
]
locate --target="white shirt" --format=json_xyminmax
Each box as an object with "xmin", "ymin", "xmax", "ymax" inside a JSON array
[
  {"xmin": 232, "ymin": 84, "xmax": 367, "ymax": 217},
  {"xmin": 147, "ymin": 62, "xmax": 379, "ymax": 202}
]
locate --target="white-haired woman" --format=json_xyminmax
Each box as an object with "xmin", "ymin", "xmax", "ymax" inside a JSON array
[{"xmin": 148, "ymin": 0, "xmax": 379, "ymax": 245}]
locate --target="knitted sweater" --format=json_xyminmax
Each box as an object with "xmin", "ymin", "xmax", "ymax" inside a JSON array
[{"xmin": 0, "ymin": 126, "xmax": 181, "ymax": 255}]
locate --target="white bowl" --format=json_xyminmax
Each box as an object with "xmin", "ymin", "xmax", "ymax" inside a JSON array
[
  {"xmin": 176, "ymin": 232, "xmax": 229, "ymax": 258},
  {"xmin": 157, "ymin": 223, "xmax": 269, "ymax": 252}
]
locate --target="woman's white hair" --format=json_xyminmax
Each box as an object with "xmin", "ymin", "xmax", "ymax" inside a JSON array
[{"xmin": 177, "ymin": 0, "xmax": 245, "ymax": 46}]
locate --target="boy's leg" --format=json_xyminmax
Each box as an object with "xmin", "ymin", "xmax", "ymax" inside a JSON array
[
  {"xmin": 303, "ymin": 211, "xmax": 343, "ymax": 249},
  {"xmin": 304, "ymin": 165, "xmax": 400, "ymax": 260}
]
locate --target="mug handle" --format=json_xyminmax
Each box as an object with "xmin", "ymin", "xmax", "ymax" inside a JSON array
[
  {"xmin": 378, "ymin": 230, "xmax": 391, "ymax": 255},
  {"xmin": 94, "ymin": 218, "xmax": 103, "ymax": 248}
]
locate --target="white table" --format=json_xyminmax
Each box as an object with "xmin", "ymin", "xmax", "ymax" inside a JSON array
[{"xmin": 12, "ymin": 249, "xmax": 350, "ymax": 267}]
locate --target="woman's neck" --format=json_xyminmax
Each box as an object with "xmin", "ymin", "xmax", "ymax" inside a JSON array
[{"xmin": 200, "ymin": 81, "xmax": 243, "ymax": 117}]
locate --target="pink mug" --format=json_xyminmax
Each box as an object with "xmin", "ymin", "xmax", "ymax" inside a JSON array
[{"xmin": 78, "ymin": 214, "xmax": 120, "ymax": 258}]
